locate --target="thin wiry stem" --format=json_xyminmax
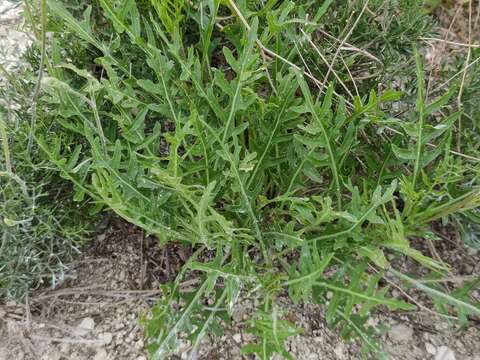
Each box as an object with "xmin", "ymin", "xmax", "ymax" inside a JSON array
[
  {"xmin": 434, "ymin": 56, "xmax": 480, "ymax": 92},
  {"xmin": 316, "ymin": 28, "xmax": 382, "ymax": 65},
  {"xmin": 319, "ymin": 0, "xmax": 370, "ymax": 91},
  {"xmin": 300, "ymin": 28, "xmax": 355, "ymax": 101},
  {"xmin": 0, "ymin": 114, "xmax": 12, "ymax": 173},
  {"xmin": 199, "ymin": 118, "xmax": 271, "ymax": 266},
  {"xmin": 27, "ymin": 0, "xmax": 47, "ymax": 155},
  {"xmin": 426, "ymin": 4, "xmax": 461, "ymax": 98},
  {"xmin": 226, "ymin": 0, "xmax": 352, "ymax": 107},
  {"xmin": 295, "ymin": 74, "xmax": 342, "ymax": 209},
  {"xmin": 456, "ymin": 0, "xmax": 473, "ymax": 153},
  {"xmin": 413, "ymin": 48, "xmax": 425, "ymax": 191},
  {"xmin": 420, "ymin": 37, "xmax": 480, "ymax": 48}
]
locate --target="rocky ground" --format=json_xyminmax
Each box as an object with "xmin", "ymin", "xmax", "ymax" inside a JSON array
[
  {"xmin": 1, "ymin": 1, "xmax": 480, "ymax": 359},
  {"xmin": 0, "ymin": 0, "xmax": 30, "ymax": 74},
  {"xmin": 1, "ymin": 216, "xmax": 479, "ymax": 360}
]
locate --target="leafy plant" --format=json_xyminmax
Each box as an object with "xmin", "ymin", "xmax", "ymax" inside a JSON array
[
  {"xmin": 9, "ymin": 0, "xmax": 480, "ymax": 358},
  {"xmin": 0, "ymin": 85, "xmax": 90, "ymax": 299},
  {"xmin": 242, "ymin": 305, "xmax": 303, "ymax": 360}
]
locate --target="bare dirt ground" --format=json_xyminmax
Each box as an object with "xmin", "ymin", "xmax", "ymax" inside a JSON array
[
  {"xmin": 1, "ymin": 1, "xmax": 480, "ymax": 359},
  {"xmin": 0, "ymin": 0, "xmax": 30, "ymax": 74},
  {"xmin": 1, "ymin": 216, "xmax": 479, "ymax": 360}
]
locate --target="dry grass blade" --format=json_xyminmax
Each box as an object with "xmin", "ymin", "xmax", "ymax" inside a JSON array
[
  {"xmin": 319, "ymin": 0, "xmax": 370, "ymax": 91},
  {"xmin": 225, "ymin": 0, "xmax": 354, "ymax": 107},
  {"xmin": 434, "ymin": 56, "xmax": 480, "ymax": 92},
  {"xmin": 456, "ymin": 0, "xmax": 473, "ymax": 152},
  {"xmin": 420, "ymin": 37, "xmax": 480, "ymax": 48},
  {"xmin": 316, "ymin": 28, "xmax": 382, "ymax": 65},
  {"xmin": 300, "ymin": 28, "xmax": 355, "ymax": 101}
]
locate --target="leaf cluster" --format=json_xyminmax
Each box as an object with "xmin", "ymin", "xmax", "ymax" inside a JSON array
[{"xmin": 9, "ymin": 0, "xmax": 480, "ymax": 357}]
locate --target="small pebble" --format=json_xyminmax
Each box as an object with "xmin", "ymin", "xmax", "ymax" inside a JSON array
[
  {"xmin": 78, "ymin": 317, "xmax": 95, "ymax": 331},
  {"xmin": 334, "ymin": 343, "xmax": 346, "ymax": 359},
  {"xmin": 232, "ymin": 333, "xmax": 242, "ymax": 343},
  {"xmin": 467, "ymin": 247, "xmax": 478, "ymax": 256},
  {"xmin": 435, "ymin": 346, "xmax": 456, "ymax": 360},
  {"xmin": 425, "ymin": 343, "xmax": 436, "ymax": 355},
  {"xmin": 388, "ymin": 324, "xmax": 413, "ymax": 343},
  {"xmin": 134, "ymin": 339, "xmax": 144, "ymax": 350},
  {"xmin": 100, "ymin": 332, "xmax": 113, "ymax": 345},
  {"xmin": 93, "ymin": 348, "xmax": 108, "ymax": 360}
]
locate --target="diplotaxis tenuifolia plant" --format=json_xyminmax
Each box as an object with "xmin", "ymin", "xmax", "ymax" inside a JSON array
[{"xmin": 3, "ymin": 0, "xmax": 479, "ymax": 358}]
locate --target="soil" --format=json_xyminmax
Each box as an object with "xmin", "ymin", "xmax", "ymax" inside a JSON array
[
  {"xmin": 1, "ymin": 216, "xmax": 479, "ymax": 360},
  {"xmin": 0, "ymin": 0, "xmax": 30, "ymax": 75},
  {"xmin": 1, "ymin": 1, "xmax": 480, "ymax": 359}
]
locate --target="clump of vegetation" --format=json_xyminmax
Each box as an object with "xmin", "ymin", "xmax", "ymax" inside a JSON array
[
  {"xmin": 0, "ymin": 0, "xmax": 91, "ymax": 298},
  {"xmin": 0, "ymin": 84, "xmax": 89, "ymax": 299},
  {"xmin": 2, "ymin": 0, "xmax": 479, "ymax": 358}
]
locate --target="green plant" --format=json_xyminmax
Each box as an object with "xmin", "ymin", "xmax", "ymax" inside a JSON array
[
  {"xmin": 0, "ymin": 92, "xmax": 90, "ymax": 299},
  {"xmin": 0, "ymin": 2, "xmax": 91, "ymax": 298},
  {"xmin": 16, "ymin": 0, "xmax": 480, "ymax": 358}
]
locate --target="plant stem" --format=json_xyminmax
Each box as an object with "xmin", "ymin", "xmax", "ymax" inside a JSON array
[
  {"xmin": 413, "ymin": 48, "xmax": 425, "ymax": 191},
  {"xmin": 27, "ymin": 0, "xmax": 47, "ymax": 155},
  {"xmin": 0, "ymin": 114, "xmax": 12, "ymax": 173}
]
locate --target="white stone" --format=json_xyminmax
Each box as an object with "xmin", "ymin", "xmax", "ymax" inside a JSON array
[
  {"xmin": 93, "ymin": 349, "xmax": 108, "ymax": 360},
  {"xmin": 78, "ymin": 317, "xmax": 95, "ymax": 331},
  {"xmin": 59, "ymin": 343, "xmax": 71, "ymax": 353},
  {"xmin": 435, "ymin": 346, "xmax": 456, "ymax": 360},
  {"xmin": 134, "ymin": 339, "xmax": 144, "ymax": 350},
  {"xmin": 388, "ymin": 324, "xmax": 413, "ymax": 343},
  {"xmin": 41, "ymin": 350, "xmax": 61, "ymax": 360},
  {"xmin": 100, "ymin": 332, "xmax": 113, "ymax": 345},
  {"xmin": 334, "ymin": 343, "xmax": 345, "ymax": 359},
  {"xmin": 425, "ymin": 343, "xmax": 436, "ymax": 355},
  {"xmin": 467, "ymin": 247, "xmax": 478, "ymax": 256}
]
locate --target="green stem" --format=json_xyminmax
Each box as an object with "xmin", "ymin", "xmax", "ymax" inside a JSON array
[
  {"xmin": 0, "ymin": 114, "xmax": 12, "ymax": 173},
  {"xmin": 285, "ymin": 148, "xmax": 315, "ymax": 197},
  {"xmin": 247, "ymin": 85, "xmax": 294, "ymax": 189},
  {"xmin": 199, "ymin": 118, "xmax": 271, "ymax": 266},
  {"xmin": 27, "ymin": 0, "xmax": 47, "ymax": 155},
  {"xmin": 295, "ymin": 72, "xmax": 342, "ymax": 209},
  {"xmin": 413, "ymin": 48, "xmax": 425, "ymax": 190}
]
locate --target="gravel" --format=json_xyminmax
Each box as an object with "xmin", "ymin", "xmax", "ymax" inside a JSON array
[
  {"xmin": 388, "ymin": 324, "xmax": 414, "ymax": 344},
  {"xmin": 0, "ymin": 217, "xmax": 479, "ymax": 360},
  {"xmin": 435, "ymin": 346, "xmax": 456, "ymax": 360},
  {"xmin": 0, "ymin": 1, "xmax": 31, "ymax": 74}
]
